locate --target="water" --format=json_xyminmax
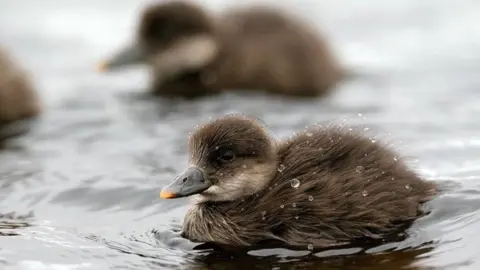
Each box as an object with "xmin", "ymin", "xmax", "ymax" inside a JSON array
[{"xmin": 1, "ymin": 0, "xmax": 480, "ymax": 269}]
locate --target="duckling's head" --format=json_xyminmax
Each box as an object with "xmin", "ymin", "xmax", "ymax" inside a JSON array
[
  {"xmin": 98, "ymin": 1, "xmax": 218, "ymax": 80},
  {"xmin": 160, "ymin": 115, "xmax": 278, "ymax": 202}
]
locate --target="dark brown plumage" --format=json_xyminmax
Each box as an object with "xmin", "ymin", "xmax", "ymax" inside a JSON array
[
  {"xmin": 0, "ymin": 47, "xmax": 41, "ymax": 140},
  {"xmin": 99, "ymin": 0, "xmax": 342, "ymax": 98},
  {"xmin": 160, "ymin": 115, "xmax": 436, "ymax": 249}
]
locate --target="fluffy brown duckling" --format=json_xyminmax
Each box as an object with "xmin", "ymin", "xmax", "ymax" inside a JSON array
[
  {"xmin": 98, "ymin": 1, "xmax": 342, "ymax": 98},
  {"xmin": 0, "ymin": 47, "xmax": 41, "ymax": 140},
  {"xmin": 160, "ymin": 115, "xmax": 436, "ymax": 249}
]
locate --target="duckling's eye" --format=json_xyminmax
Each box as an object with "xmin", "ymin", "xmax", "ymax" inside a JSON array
[
  {"xmin": 218, "ymin": 150, "xmax": 235, "ymax": 163},
  {"xmin": 161, "ymin": 26, "xmax": 175, "ymax": 38}
]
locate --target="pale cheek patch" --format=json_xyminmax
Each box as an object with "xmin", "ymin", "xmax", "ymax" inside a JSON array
[
  {"xmin": 151, "ymin": 35, "xmax": 218, "ymax": 84},
  {"xmin": 195, "ymin": 163, "xmax": 277, "ymax": 202},
  {"xmin": 235, "ymin": 163, "xmax": 276, "ymax": 193}
]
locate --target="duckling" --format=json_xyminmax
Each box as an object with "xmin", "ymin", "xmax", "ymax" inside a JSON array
[
  {"xmin": 160, "ymin": 115, "xmax": 436, "ymax": 249},
  {"xmin": 98, "ymin": 1, "xmax": 342, "ymax": 98},
  {"xmin": 0, "ymin": 47, "xmax": 41, "ymax": 140}
]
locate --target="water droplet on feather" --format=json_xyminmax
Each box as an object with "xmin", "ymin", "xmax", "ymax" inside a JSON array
[{"xmin": 290, "ymin": 178, "xmax": 300, "ymax": 188}]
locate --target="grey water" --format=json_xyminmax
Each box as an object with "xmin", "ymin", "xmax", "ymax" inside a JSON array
[{"xmin": 1, "ymin": 0, "xmax": 480, "ymax": 269}]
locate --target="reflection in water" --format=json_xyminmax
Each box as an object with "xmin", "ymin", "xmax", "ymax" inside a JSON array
[
  {"xmin": 80, "ymin": 225, "xmax": 437, "ymax": 270},
  {"xmin": 186, "ymin": 245, "xmax": 434, "ymax": 270},
  {"xmin": 0, "ymin": 211, "xmax": 34, "ymax": 236},
  {"xmin": 0, "ymin": 118, "xmax": 38, "ymax": 142}
]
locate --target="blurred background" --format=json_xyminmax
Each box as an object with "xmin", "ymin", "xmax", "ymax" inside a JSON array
[{"xmin": 1, "ymin": 0, "xmax": 480, "ymax": 269}]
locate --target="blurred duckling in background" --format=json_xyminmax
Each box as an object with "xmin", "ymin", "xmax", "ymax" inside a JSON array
[
  {"xmin": 160, "ymin": 115, "xmax": 436, "ymax": 249},
  {"xmin": 0, "ymin": 47, "xmax": 41, "ymax": 141},
  {"xmin": 98, "ymin": 0, "xmax": 342, "ymax": 98}
]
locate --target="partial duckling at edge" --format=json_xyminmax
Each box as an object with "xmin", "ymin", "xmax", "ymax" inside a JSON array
[
  {"xmin": 98, "ymin": 0, "xmax": 342, "ymax": 98},
  {"xmin": 160, "ymin": 115, "xmax": 436, "ymax": 249},
  {"xmin": 0, "ymin": 47, "xmax": 41, "ymax": 141}
]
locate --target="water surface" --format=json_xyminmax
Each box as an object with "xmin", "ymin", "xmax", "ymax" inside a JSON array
[{"xmin": 1, "ymin": 0, "xmax": 480, "ymax": 269}]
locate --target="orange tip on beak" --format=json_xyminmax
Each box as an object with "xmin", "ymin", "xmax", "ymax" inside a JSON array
[
  {"xmin": 160, "ymin": 191, "xmax": 176, "ymax": 199},
  {"xmin": 96, "ymin": 61, "xmax": 109, "ymax": 73}
]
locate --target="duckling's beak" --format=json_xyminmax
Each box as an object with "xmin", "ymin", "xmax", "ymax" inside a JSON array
[
  {"xmin": 160, "ymin": 167, "xmax": 211, "ymax": 199},
  {"xmin": 96, "ymin": 43, "xmax": 146, "ymax": 72}
]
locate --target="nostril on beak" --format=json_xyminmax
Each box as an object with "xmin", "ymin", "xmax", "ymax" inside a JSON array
[{"xmin": 182, "ymin": 177, "xmax": 188, "ymax": 183}]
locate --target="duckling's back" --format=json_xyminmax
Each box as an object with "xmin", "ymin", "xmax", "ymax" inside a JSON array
[
  {"xmin": 212, "ymin": 7, "xmax": 342, "ymax": 96},
  {"xmin": 0, "ymin": 48, "xmax": 41, "ymax": 138},
  {"xmin": 258, "ymin": 125, "xmax": 436, "ymax": 247}
]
